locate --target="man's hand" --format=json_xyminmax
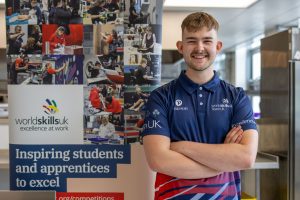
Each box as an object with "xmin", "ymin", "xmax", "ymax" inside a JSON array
[{"xmin": 224, "ymin": 126, "xmax": 243, "ymax": 144}]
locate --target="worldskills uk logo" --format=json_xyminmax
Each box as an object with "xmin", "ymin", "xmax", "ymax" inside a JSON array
[
  {"xmin": 14, "ymin": 98, "xmax": 69, "ymax": 132},
  {"xmin": 43, "ymin": 99, "xmax": 59, "ymax": 115}
]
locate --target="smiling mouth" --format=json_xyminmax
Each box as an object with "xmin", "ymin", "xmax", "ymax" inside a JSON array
[{"xmin": 191, "ymin": 53, "xmax": 208, "ymax": 59}]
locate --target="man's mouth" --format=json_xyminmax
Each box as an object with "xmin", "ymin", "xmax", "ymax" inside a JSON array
[{"xmin": 191, "ymin": 53, "xmax": 208, "ymax": 59}]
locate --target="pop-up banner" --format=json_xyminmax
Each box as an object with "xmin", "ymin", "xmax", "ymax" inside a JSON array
[{"xmin": 6, "ymin": 0, "xmax": 163, "ymax": 199}]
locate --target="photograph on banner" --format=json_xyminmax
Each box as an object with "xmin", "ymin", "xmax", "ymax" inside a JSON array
[
  {"xmin": 123, "ymin": 85, "xmax": 156, "ymax": 144},
  {"xmin": 5, "ymin": 0, "xmax": 44, "ymax": 25},
  {"xmin": 7, "ymin": 24, "xmax": 42, "ymax": 55},
  {"xmin": 83, "ymin": 24, "xmax": 123, "ymax": 56},
  {"xmin": 7, "ymin": 54, "xmax": 43, "ymax": 85},
  {"xmin": 125, "ymin": 0, "xmax": 163, "ymax": 25},
  {"xmin": 42, "ymin": 54, "xmax": 83, "ymax": 84},
  {"xmin": 124, "ymin": 54, "xmax": 161, "ymax": 86},
  {"xmin": 83, "ymin": 53, "xmax": 124, "ymax": 85},
  {"xmin": 123, "ymin": 24, "xmax": 162, "ymax": 58},
  {"xmin": 84, "ymin": 84, "xmax": 124, "ymax": 144},
  {"xmin": 45, "ymin": 0, "xmax": 82, "ymax": 24},
  {"xmin": 7, "ymin": 25, "xmax": 27, "ymax": 55},
  {"xmin": 42, "ymin": 24, "xmax": 83, "ymax": 55},
  {"xmin": 82, "ymin": 0, "xmax": 125, "ymax": 25}
]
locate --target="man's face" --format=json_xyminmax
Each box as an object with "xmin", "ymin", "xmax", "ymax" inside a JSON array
[{"xmin": 176, "ymin": 27, "xmax": 222, "ymax": 72}]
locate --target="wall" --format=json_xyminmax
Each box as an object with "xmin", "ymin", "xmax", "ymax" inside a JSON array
[
  {"xmin": 162, "ymin": 12, "xmax": 190, "ymax": 50},
  {"xmin": 0, "ymin": 8, "xmax": 6, "ymax": 48}
]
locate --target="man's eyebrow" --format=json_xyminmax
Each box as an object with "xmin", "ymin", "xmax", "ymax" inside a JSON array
[{"xmin": 184, "ymin": 36, "xmax": 214, "ymax": 40}]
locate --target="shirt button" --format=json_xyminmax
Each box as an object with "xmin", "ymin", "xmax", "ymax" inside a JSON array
[
  {"xmin": 199, "ymin": 94, "xmax": 203, "ymax": 97},
  {"xmin": 200, "ymin": 102, "xmax": 203, "ymax": 106},
  {"xmin": 199, "ymin": 87, "xmax": 203, "ymax": 90}
]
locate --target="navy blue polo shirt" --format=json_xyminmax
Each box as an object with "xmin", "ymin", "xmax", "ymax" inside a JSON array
[
  {"xmin": 141, "ymin": 70, "xmax": 257, "ymax": 200},
  {"xmin": 142, "ymin": 70, "xmax": 257, "ymax": 143}
]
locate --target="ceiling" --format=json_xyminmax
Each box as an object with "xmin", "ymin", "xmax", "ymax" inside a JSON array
[{"xmin": 163, "ymin": 0, "xmax": 300, "ymax": 52}]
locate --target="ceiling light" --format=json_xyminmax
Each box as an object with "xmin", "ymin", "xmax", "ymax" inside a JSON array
[{"xmin": 164, "ymin": 0, "xmax": 258, "ymax": 9}]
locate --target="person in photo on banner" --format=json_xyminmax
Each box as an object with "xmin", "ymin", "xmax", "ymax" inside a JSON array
[
  {"xmin": 142, "ymin": 27, "xmax": 156, "ymax": 53},
  {"xmin": 8, "ymin": 25, "xmax": 25, "ymax": 55},
  {"xmin": 50, "ymin": 0, "xmax": 72, "ymax": 25},
  {"xmin": 97, "ymin": 115, "xmax": 116, "ymax": 139},
  {"xmin": 104, "ymin": 0, "xmax": 120, "ymax": 13},
  {"xmin": 87, "ymin": 0, "xmax": 107, "ymax": 24},
  {"xmin": 42, "ymin": 62, "xmax": 67, "ymax": 84},
  {"xmin": 128, "ymin": 85, "xmax": 149, "ymax": 112},
  {"xmin": 104, "ymin": 96, "xmax": 122, "ymax": 114},
  {"xmin": 10, "ymin": 55, "xmax": 30, "ymax": 84},
  {"xmin": 135, "ymin": 58, "xmax": 152, "ymax": 85},
  {"xmin": 28, "ymin": 0, "xmax": 43, "ymax": 24},
  {"xmin": 49, "ymin": 26, "xmax": 66, "ymax": 54},
  {"xmin": 142, "ymin": 12, "xmax": 258, "ymax": 199}
]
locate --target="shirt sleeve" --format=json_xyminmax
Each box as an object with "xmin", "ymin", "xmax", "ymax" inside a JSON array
[
  {"xmin": 141, "ymin": 90, "xmax": 170, "ymax": 138},
  {"xmin": 231, "ymin": 88, "xmax": 257, "ymax": 131},
  {"xmin": 47, "ymin": 68, "xmax": 56, "ymax": 74}
]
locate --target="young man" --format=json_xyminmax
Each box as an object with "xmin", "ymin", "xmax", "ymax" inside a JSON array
[{"xmin": 142, "ymin": 12, "xmax": 258, "ymax": 199}]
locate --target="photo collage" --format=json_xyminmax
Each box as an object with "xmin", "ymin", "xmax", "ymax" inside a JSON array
[{"xmin": 6, "ymin": 0, "xmax": 162, "ymax": 144}]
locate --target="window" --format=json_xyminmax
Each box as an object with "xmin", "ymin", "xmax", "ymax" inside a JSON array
[{"xmin": 251, "ymin": 50, "xmax": 261, "ymax": 80}]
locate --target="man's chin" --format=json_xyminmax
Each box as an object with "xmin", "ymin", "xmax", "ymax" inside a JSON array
[{"xmin": 189, "ymin": 65, "xmax": 211, "ymax": 72}]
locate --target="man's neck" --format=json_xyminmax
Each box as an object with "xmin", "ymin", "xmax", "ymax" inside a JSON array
[{"xmin": 185, "ymin": 68, "xmax": 214, "ymax": 85}]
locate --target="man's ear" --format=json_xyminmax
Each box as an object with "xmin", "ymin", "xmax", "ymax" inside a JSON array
[
  {"xmin": 216, "ymin": 41, "xmax": 223, "ymax": 53},
  {"xmin": 176, "ymin": 41, "xmax": 183, "ymax": 54}
]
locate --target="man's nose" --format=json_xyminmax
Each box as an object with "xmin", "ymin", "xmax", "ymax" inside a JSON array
[{"xmin": 195, "ymin": 41, "xmax": 205, "ymax": 51}]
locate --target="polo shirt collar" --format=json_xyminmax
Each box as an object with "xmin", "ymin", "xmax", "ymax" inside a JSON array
[{"xmin": 178, "ymin": 70, "xmax": 220, "ymax": 94}]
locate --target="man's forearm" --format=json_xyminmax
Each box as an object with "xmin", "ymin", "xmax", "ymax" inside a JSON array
[
  {"xmin": 146, "ymin": 147, "xmax": 221, "ymax": 179},
  {"xmin": 171, "ymin": 130, "xmax": 258, "ymax": 172},
  {"xmin": 143, "ymin": 135, "xmax": 221, "ymax": 179}
]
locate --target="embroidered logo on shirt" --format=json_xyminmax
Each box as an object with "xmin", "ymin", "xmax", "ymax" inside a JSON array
[
  {"xmin": 222, "ymin": 98, "xmax": 229, "ymax": 104},
  {"xmin": 174, "ymin": 99, "xmax": 188, "ymax": 111},
  {"xmin": 152, "ymin": 109, "xmax": 160, "ymax": 117},
  {"xmin": 143, "ymin": 120, "xmax": 162, "ymax": 129},
  {"xmin": 211, "ymin": 98, "xmax": 233, "ymax": 111},
  {"xmin": 175, "ymin": 99, "xmax": 182, "ymax": 106}
]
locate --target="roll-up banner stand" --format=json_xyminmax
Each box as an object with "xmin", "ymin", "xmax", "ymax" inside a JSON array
[{"xmin": 6, "ymin": 0, "xmax": 163, "ymax": 199}]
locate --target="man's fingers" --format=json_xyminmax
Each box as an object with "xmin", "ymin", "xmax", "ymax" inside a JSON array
[
  {"xmin": 225, "ymin": 126, "xmax": 241, "ymax": 143},
  {"xmin": 230, "ymin": 129, "xmax": 243, "ymax": 143},
  {"xmin": 225, "ymin": 126, "xmax": 243, "ymax": 144},
  {"xmin": 235, "ymin": 133, "xmax": 243, "ymax": 144}
]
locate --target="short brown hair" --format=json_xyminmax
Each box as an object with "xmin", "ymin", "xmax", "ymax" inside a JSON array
[{"xmin": 181, "ymin": 12, "xmax": 219, "ymax": 32}]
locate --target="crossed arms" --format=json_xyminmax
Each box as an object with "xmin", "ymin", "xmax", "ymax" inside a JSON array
[{"xmin": 143, "ymin": 126, "xmax": 258, "ymax": 179}]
